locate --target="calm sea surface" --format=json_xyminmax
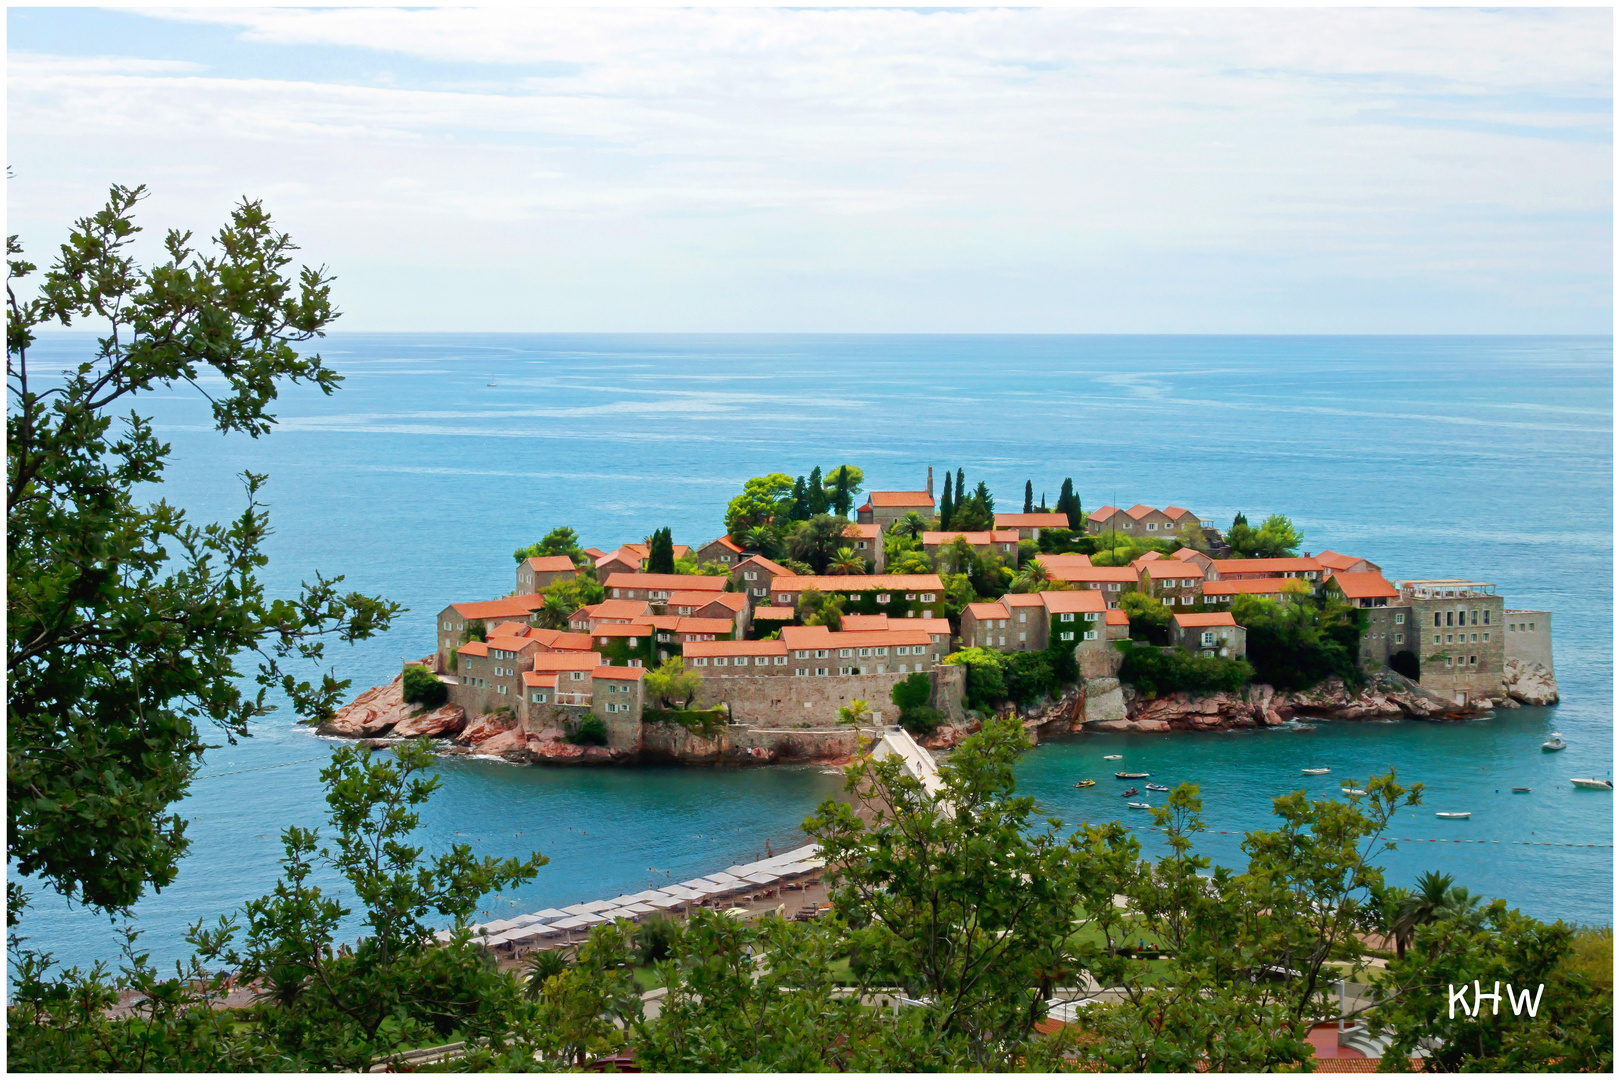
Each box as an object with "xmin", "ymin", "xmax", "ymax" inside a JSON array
[{"xmin": 11, "ymin": 334, "xmax": 1614, "ymax": 974}]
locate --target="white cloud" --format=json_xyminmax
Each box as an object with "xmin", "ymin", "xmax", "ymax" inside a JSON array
[{"xmin": 6, "ymin": 7, "xmax": 1611, "ymax": 332}]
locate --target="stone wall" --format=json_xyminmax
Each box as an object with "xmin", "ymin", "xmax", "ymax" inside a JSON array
[
  {"xmin": 693, "ymin": 670, "xmax": 921, "ymax": 728},
  {"xmin": 1504, "ymin": 610, "xmax": 1555, "ymax": 673}
]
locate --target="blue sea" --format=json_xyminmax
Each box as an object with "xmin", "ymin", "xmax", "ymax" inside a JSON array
[{"xmin": 10, "ymin": 334, "xmax": 1614, "ymax": 976}]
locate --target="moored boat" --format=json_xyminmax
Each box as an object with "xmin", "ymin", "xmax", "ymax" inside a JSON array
[
  {"xmin": 1341, "ymin": 789, "xmax": 1367, "ymax": 796},
  {"xmin": 1512, "ymin": 787, "xmax": 1531, "ymax": 793},
  {"xmin": 1435, "ymin": 812, "xmax": 1471, "ymax": 819},
  {"xmin": 1145, "ymin": 783, "xmax": 1169, "ymax": 792},
  {"xmin": 1120, "ymin": 787, "xmax": 1140, "ymax": 798},
  {"xmin": 1571, "ymin": 778, "xmax": 1613, "ymax": 790},
  {"xmin": 1542, "ymin": 733, "xmax": 1566, "ymax": 752},
  {"xmin": 1127, "ymin": 802, "xmax": 1152, "ymax": 810},
  {"xmin": 1074, "ymin": 779, "xmax": 1096, "ymax": 788},
  {"xmin": 1116, "ymin": 771, "xmax": 1150, "ymax": 779},
  {"xmin": 1301, "ymin": 767, "xmax": 1331, "ymax": 775},
  {"xmin": 1104, "ymin": 755, "xmax": 1123, "ymax": 761}
]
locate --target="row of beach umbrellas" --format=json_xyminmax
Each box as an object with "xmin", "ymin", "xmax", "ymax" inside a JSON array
[{"xmin": 435, "ymin": 844, "xmax": 825, "ymax": 949}]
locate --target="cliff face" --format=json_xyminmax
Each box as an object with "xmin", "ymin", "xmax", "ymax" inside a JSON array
[
  {"xmin": 317, "ymin": 666, "xmax": 465, "ymax": 739},
  {"xmin": 1502, "ymin": 659, "xmax": 1559, "ymax": 706}
]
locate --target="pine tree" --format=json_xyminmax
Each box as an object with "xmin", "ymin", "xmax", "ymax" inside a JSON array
[
  {"xmin": 1023, "ymin": 480, "xmax": 1033, "ymax": 514},
  {"xmin": 648, "ymin": 527, "xmax": 675, "ymax": 574},
  {"xmin": 939, "ymin": 471, "xmax": 954, "ymax": 529},
  {"xmin": 808, "ymin": 466, "xmax": 828, "ymax": 515},
  {"xmin": 974, "ymin": 480, "xmax": 995, "ymax": 515},
  {"xmin": 790, "ymin": 475, "xmax": 809, "ymax": 521}
]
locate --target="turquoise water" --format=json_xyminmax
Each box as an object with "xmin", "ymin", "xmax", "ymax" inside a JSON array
[{"xmin": 10, "ymin": 333, "xmax": 1613, "ymax": 974}]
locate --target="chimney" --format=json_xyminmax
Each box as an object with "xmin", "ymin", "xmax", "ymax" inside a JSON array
[{"xmin": 927, "ymin": 466, "xmax": 934, "ymax": 499}]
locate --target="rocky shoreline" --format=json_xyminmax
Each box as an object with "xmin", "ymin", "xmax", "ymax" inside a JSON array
[{"xmin": 319, "ymin": 658, "xmax": 1561, "ymax": 764}]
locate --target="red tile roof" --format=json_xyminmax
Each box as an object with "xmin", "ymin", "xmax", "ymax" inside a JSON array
[
  {"xmin": 860, "ymin": 491, "xmax": 936, "ymax": 508},
  {"xmin": 1211, "ymin": 557, "xmax": 1323, "ymax": 575},
  {"xmin": 591, "ymin": 623, "xmax": 655, "ymax": 638},
  {"xmin": 485, "ymin": 634, "xmax": 542, "ymax": 653},
  {"xmin": 922, "ymin": 530, "xmax": 1018, "ymax": 546},
  {"xmin": 582, "ymin": 547, "xmax": 606, "ymax": 559},
  {"xmin": 1133, "ymin": 551, "xmax": 1163, "ymax": 564},
  {"xmin": 1040, "ymin": 590, "xmax": 1107, "ymax": 614},
  {"xmin": 523, "ymin": 671, "xmax": 558, "ymax": 688},
  {"xmin": 530, "ymin": 651, "xmax": 605, "ymax": 671},
  {"xmin": 665, "ymin": 590, "xmax": 733, "ymax": 609},
  {"xmin": 735, "ymin": 554, "xmax": 793, "ymax": 579},
  {"xmin": 447, "ymin": 596, "xmax": 546, "ymax": 620},
  {"xmin": 1172, "ymin": 612, "xmax": 1238, "ymax": 627},
  {"xmin": 1088, "ymin": 505, "xmax": 1121, "ymax": 521},
  {"xmin": 1125, "ymin": 504, "xmax": 1161, "ymax": 520},
  {"xmin": 1002, "ymin": 593, "xmax": 1047, "ymax": 607},
  {"xmin": 674, "ymin": 617, "xmax": 735, "ymax": 634},
  {"xmin": 590, "ymin": 599, "xmax": 654, "ymax": 620},
  {"xmin": 994, "ymin": 512, "xmax": 1068, "ymax": 528},
  {"xmin": 455, "ymin": 641, "xmax": 489, "ymax": 657},
  {"xmin": 1036, "ymin": 552, "xmax": 1093, "ymax": 568},
  {"xmin": 965, "ymin": 602, "xmax": 1010, "ymax": 620},
  {"xmin": 1172, "ymin": 547, "xmax": 1209, "ymax": 563},
  {"xmin": 710, "ymin": 536, "xmax": 744, "ymax": 553},
  {"xmin": 811, "ymin": 628, "xmax": 933, "ymax": 648},
  {"xmin": 914, "ymin": 618, "xmax": 954, "ymax": 635},
  {"xmin": 490, "ymin": 621, "xmax": 533, "ymax": 638},
  {"xmin": 1105, "ymin": 609, "xmax": 1130, "ymax": 626},
  {"xmin": 842, "ymin": 523, "xmax": 880, "ymax": 539},
  {"xmin": 1326, "ymin": 571, "xmax": 1400, "ymax": 600},
  {"xmin": 1316, "ymin": 550, "xmax": 1380, "ymax": 572},
  {"xmin": 685, "ymin": 639, "xmax": 788, "ymax": 657},
  {"xmin": 606, "ymin": 573, "xmax": 727, "ymax": 592},
  {"xmin": 1202, "ymin": 578, "xmax": 1297, "ymax": 596},
  {"xmin": 1143, "ymin": 561, "xmax": 1194, "ymax": 580},
  {"xmin": 1163, "ymin": 505, "xmax": 1198, "ymax": 520},
  {"xmin": 539, "ymin": 631, "xmax": 594, "ymax": 652},
  {"xmin": 751, "ymin": 606, "xmax": 795, "ymax": 620},
  {"xmin": 769, "ymin": 574, "xmax": 944, "ymax": 593},
  {"xmin": 592, "ymin": 666, "xmax": 645, "ymax": 680},
  {"xmin": 524, "ymin": 555, "xmax": 577, "ymax": 573},
  {"xmin": 839, "ymin": 614, "xmax": 891, "ymax": 631},
  {"xmin": 1048, "ymin": 564, "xmax": 1138, "ymax": 584}
]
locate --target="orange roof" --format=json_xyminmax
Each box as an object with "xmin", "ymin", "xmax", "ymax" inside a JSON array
[
  {"xmin": 840, "ymin": 614, "xmax": 891, "ymax": 631},
  {"xmin": 709, "ymin": 536, "xmax": 744, "ymax": 553},
  {"xmin": 812, "ymin": 628, "xmax": 933, "ymax": 648},
  {"xmin": 861, "ymin": 491, "xmax": 935, "ymax": 509},
  {"xmin": 1048, "ymin": 564, "xmax": 1138, "ymax": 584},
  {"xmin": 1327, "ymin": 571, "xmax": 1399, "ymax": 600},
  {"xmin": 1202, "ymin": 578, "xmax": 1297, "ymax": 596},
  {"xmin": 595, "ymin": 546, "xmax": 643, "ymax": 569},
  {"xmin": 447, "ymin": 596, "xmax": 546, "ymax": 620},
  {"xmin": 965, "ymin": 602, "xmax": 1010, "ymax": 620},
  {"xmin": 1163, "ymin": 505, "xmax": 1197, "ymax": 519},
  {"xmin": 1041, "ymin": 590, "xmax": 1107, "ymax": 614},
  {"xmin": 491, "ymin": 621, "xmax": 532, "ymax": 638},
  {"xmin": 592, "ymin": 666, "xmax": 645, "ymax": 680},
  {"xmin": 455, "ymin": 641, "xmax": 489, "ymax": 657},
  {"xmin": 1316, "ymin": 550, "xmax": 1379, "ymax": 572},
  {"xmin": 591, "ymin": 623, "xmax": 655, "ymax": 638},
  {"xmin": 842, "ymin": 522, "xmax": 880, "ymax": 539},
  {"xmin": 685, "ymin": 639, "xmax": 788, "ymax": 657},
  {"xmin": 994, "ymin": 512, "xmax": 1068, "ymax": 528},
  {"xmin": 605, "ymin": 573, "xmax": 726, "ymax": 592},
  {"xmin": 735, "ymin": 554, "xmax": 793, "ymax": 578},
  {"xmin": 1173, "ymin": 612, "xmax": 1238, "ymax": 628},
  {"xmin": 664, "ymin": 590, "xmax": 728, "ymax": 608},
  {"xmin": 769, "ymin": 574, "xmax": 944, "ymax": 593},
  {"xmin": 1002, "ymin": 593, "xmax": 1046, "ymax": 607},
  {"xmin": 530, "ymin": 651, "xmax": 604, "ymax": 671},
  {"xmin": 591, "ymin": 599, "xmax": 653, "ymax": 621},
  {"xmin": 924, "ymin": 530, "xmax": 1019, "ymax": 546},
  {"xmin": 540, "ymin": 631, "xmax": 594, "ymax": 652},
  {"xmin": 1036, "ymin": 552, "xmax": 1092, "ymax": 568},
  {"xmin": 674, "ymin": 617, "xmax": 734, "ymax": 634},
  {"xmin": 1124, "ymin": 504, "xmax": 1162, "ymax": 520},
  {"xmin": 1133, "ymin": 551, "xmax": 1163, "ymax": 564},
  {"xmin": 706, "ymin": 592, "xmax": 748, "ymax": 613},
  {"xmin": 1211, "ymin": 557, "xmax": 1323, "ymax": 575},
  {"xmin": 485, "ymin": 634, "xmax": 541, "ymax": 653},
  {"xmin": 582, "ymin": 547, "xmax": 606, "ymax": 559},
  {"xmin": 914, "ymin": 618, "xmax": 953, "ymax": 635},
  {"xmin": 1105, "ymin": 609, "xmax": 1129, "ymax": 626},
  {"xmin": 1087, "ymin": 505, "xmax": 1121, "ymax": 521},
  {"xmin": 751, "ymin": 606, "xmax": 795, "ymax": 620},
  {"xmin": 1172, "ymin": 547, "xmax": 1208, "ymax": 563},
  {"xmin": 646, "ymin": 615, "xmax": 682, "ymax": 631},
  {"xmin": 524, "ymin": 555, "xmax": 577, "ymax": 573},
  {"xmin": 1142, "ymin": 561, "xmax": 1194, "ymax": 580},
  {"xmin": 523, "ymin": 671, "xmax": 558, "ymax": 688}
]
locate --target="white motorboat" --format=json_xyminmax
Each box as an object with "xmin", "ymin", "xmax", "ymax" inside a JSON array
[
  {"xmin": 1104, "ymin": 755, "xmax": 1122, "ymax": 761},
  {"xmin": 1301, "ymin": 767, "xmax": 1331, "ymax": 776},
  {"xmin": 1570, "ymin": 778, "xmax": 1613, "ymax": 791},
  {"xmin": 1542, "ymin": 733, "xmax": 1566, "ymax": 752},
  {"xmin": 1126, "ymin": 801, "xmax": 1152, "ymax": 810},
  {"xmin": 1435, "ymin": 812, "xmax": 1471, "ymax": 819},
  {"xmin": 1341, "ymin": 789, "xmax": 1367, "ymax": 796}
]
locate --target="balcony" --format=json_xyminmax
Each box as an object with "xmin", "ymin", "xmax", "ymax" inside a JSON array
[{"xmin": 553, "ymin": 692, "xmax": 591, "ymax": 706}]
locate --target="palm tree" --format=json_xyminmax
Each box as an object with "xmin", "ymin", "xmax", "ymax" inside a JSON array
[
  {"xmin": 537, "ymin": 591, "xmax": 576, "ymax": 630},
  {"xmin": 892, "ymin": 511, "xmax": 929, "ymax": 541},
  {"xmin": 1392, "ymin": 871, "xmax": 1482, "ymax": 958},
  {"xmin": 827, "ymin": 547, "xmax": 864, "ymax": 576},
  {"xmin": 524, "ymin": 947, "xmax": 571, "ymax": 998},
  {"xmin": 744, "ymin": 524, "xmax": 781, "ymax": 559},
  {"xmin": 1012, "ymin": 558, "xmax": 1049, "ymax": 593},
  {"xmin": 787, "ymin": 514, "xmax": 849, "ymax": 574}
]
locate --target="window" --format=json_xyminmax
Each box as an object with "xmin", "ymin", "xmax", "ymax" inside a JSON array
[
  {"xmin": 795, "ymin": 649, "xmax": 808, "ymax": 659},
  {"xmin": 1201, "ymin": 632, "xmax": 1216, "ymax": 646},
  {"xmin": 1183, "ymin": 579, "xmax": 1196, "ymax": 588},
  {"xmin": 1445, "ymin": 657, "xmax": 1453, "ymax": 666},
  {"xmin": 1061, "ymin": 631, "xmax": 1074, "ymax": 641},
  {"xmin": 755, "ymin": 656, "xmax": 769, "ymax": 666},
  {"xmin": 795, "ymin": 668, "xmax": 807, "ymax": 676},
  {"xmin": 744, "ymin": 571, "xmax": 756, "ymax": 580},
  {"xmin": 1108, "ymin": 583, "xmax": 1121, "ymax": 592},
  {"xmin": 858, "ymin": 648, "xmax": 871, "ymax": 658},
  {"xmin": 1019, "ymin": 632, "xmax": 1027, "ymax": 642},
  {"xmin": 922, "ymin": 609, "xmax": 933, "ymax": 619},
  {"xmin": 921, "ymin": 593, "xmax": 936, "ymax": 602},
  {"xmin": 571, "ymin": 671, "xmax": 584, "ymax": 680},
  {"xmin": 1434, "ymin": 612, "xmax": 1442, "ymax": 627},
  {"xmin": 905, "ymin": 593, "xmax": 916, "ymax": 601},
  {"xmin": 774, "ymin": 656, "xmax": 786, "ymax": 665},
  {"xmin": 898, "ymin": 663, "xmax": 908, "ymax": 673},
  {"xmin": 1469, "ymin": 655, "xmax": 1477, "ymax": 665},
  {"xmin": 612, "ymin": 588, "xmax": 621, "ymax": 598},
  {"xmin": 1445, "ymin": 611, "xmax": 1454, "ymax": 627},
  {"xmin": 1529, "ymin": 622, "xmax": 1535, "ymax": 630},
  {"xmin": 1395, "ymin": 633, "xmax": 1404, "ymax": 644},
  {"xmin": 715, "ymin": 657, "xmax": 728, "ymax": 667},
  {"xmin": 814, "ymin": 649, "xmax": 828, "ymax": 659},
  {"xmin": 1470, "ymin": 610, "xmax": 1478, "ymax": 625},
  {"xmin": 532, "ymin": 692, "xmax": 547, "ymax": 703},
  {"xmin": 1018, "ymin": 612, "xmax": 1027, "ymax": 623},
  {"xmin": 1433, "ymin": 635, "xmax": 1440, "ymax": 645},
  {"xmin": 1482, "ymin": 633, "xmax": 1488, "ymax": 642},
  {"xmin": 1483, "ymin": 610, "xmax": 1490, "ymax": 624},
  {"xmin": 1146, "ymin": 522, "xmax": 1157, "ymax": 531},
  {"xmin": 498, "ymin": 685, "xmax": 507, "ymax": 695},
  {"xmin": 1470, "ymin": 633, "xmax": 1477, "ymax": 643},
  {"xmin": 1085, "ymin": 612, "xmax": 1099, "ymax": 621},
  {"xmin": 777, "ymin": 593, "xmax": 790, "ymax": 603},
  {"xmin": 1395, "ymin": 612, "xmax": 1405, "ymax": 624},
  {"xmin": 1083, "ymin": 630, "xmax": 1098, "ymax": 641},
  {"xmin": 815, "ymin": 667, "xmax": 828, "ymax": 676},
  {"xmin": 1060, "ymin": 613, "xmax": 1075, "ymax": 622},
  {"xmin": 839, "ymin": 648, "xmax": 852, "ymax": 658},
  {"xmin": 694, "ymin": 657, "xmax": 708, "ymax": 666},
  {"xmin": 876, "ymin": 647, "xmax": 888, "ymax": 656},
  {"xmin": 840, "ymin": 666, "xmax": 854, "ymax": 675},
  {"xmin": 877, "ymin": 593, "xmax": 890, "ymax": 603},
  {"xmin": 1446, "ymin": 634, "xmax": 1454, "ymax": 643}
]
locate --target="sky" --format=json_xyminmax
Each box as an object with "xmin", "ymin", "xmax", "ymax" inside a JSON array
[{"xmin": 5, "ymin": 6, "xmax": 1613, "ymax": 333}]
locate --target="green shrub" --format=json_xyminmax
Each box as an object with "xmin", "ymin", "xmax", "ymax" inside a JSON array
[
  {"xmin": 402, "ymin": 664, "xmax": 447, "ymax": 709},
  {"xmin": 643, "ymin": 707, "xmax": 726, "ymax": 738},
  {"xmin": 635, "ymin": 915, "xmax": 683, "ymax": 965},
  {"xmin": 890, "ymin": 672, "xmax": 932, "ymax": 714},
  {"xmin": 1117, "ymin": 642, "xmax": 1253, "ymax": 697},
  {"xmin": 899, "ymin": 705, "xmax": 943, "ymax": 738},
  {"xmin": 567, "ymin": 714, "xmax": 608, "ymax": 746}
]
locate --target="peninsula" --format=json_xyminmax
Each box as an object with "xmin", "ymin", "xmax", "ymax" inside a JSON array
[{"xmin": 321, "ymin": 467, "xmax": 1560, "ymax": 763}]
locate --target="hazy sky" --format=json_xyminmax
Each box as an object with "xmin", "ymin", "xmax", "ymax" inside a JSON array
[{"xmin": 7, "ymin": 6, "xmax": 1613, "ymax": 333}]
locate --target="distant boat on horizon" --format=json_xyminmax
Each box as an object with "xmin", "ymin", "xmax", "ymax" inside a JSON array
[{"xmin": 1436, "ymin": 811, "xmax": 1471, "ymax": 819}]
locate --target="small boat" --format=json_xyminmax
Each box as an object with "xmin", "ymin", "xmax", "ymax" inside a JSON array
[
  {"xmin": 1571, "ymin": 778, "xmax": 1614, "ymax": 790},
  {"xmin": 1120, "ymin": 788, "xmax": 1140, "ymax": 798},
  {"xmin": 1511, "ymin": 787, "xmax": 1531, "ymax": 793},
  {"xmin": 1145, "ymin": 783, "xmax": 1169, "ymax": 792},
  {"xmin": 1435, "ymin": 812, "xmax": 1471, "ymax": 819},
  {"xmin": 1301, "ymin": 767, "xmax": 1331, "ymax": 776},
  {"xmin": 1127, "ymin": 802, "xmax": 1152, "ymax": 810},
  {"xmin": 1116, "ymin": 771, "xmax": 1150, "ymax": 779},
  {"xmin": 1073, "ymin": 780, "xmax": 1096, "ymax": 788},
  {"xmin": 1542, "ymin": 733, "xmax": 1566, "ymax": 752},
  {"xmin": 1104, "ymin": 755, "xmax": 1123, "ymax": 761},
  {"xmin": 1342, "ymin": 789, "xmax": 1367, "ymax": 796}
]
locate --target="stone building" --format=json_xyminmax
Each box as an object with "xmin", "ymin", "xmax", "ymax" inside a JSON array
[
  {"xmin": 697, "ymin": 535, "xmax": 745, "ymax": 567},
  {"xmin": 993, "ymin": 511, "xmax": 1069, "ymax": 542},
  {"xmin": 855, "ymin": 490, "xmax": 936, "ymax": 530},
  {"xmin": 515, "ymin": 555, "xmax": 578, "ymax": 595},
  {"xmin": 605, "ymin": 572, "xmax": 727, "ymax": 607},
  {"xmin": 842, "ymin": 522, "xmax": 886, "ymax": 572},
  {"xmin": 767, "ymin": 574, "xmax": 947, "ymax": 620},
  {"xmin": 1398, "ymin": 579, "xmax": 1507, "ymax": 707},
  {"xmin": 1170, "ymin": 612, "xmax": 1245, "ymax": 659},
  {"xmin": 1504, "ymin": 610, "xmax": 1554, "ymax": 671},
  {"xmin": 1136, "ymin": 558, "xmax": 1205, "ymax": 609},
  {"xmin": 434, "ymin": 595, "xmax": 547, "ymax": 671}
]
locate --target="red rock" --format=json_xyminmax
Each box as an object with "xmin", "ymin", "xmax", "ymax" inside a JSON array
[
  {"xmin": 456, "ymin": 712, "xmax": 517, "ymax": 747},
  {"xmin": 470, "ymin": 727, "xmax": 527, "ymax": 755},
  {"xmin": 392, "ymin": 704, "xmax": 466, "ymax": 738}
]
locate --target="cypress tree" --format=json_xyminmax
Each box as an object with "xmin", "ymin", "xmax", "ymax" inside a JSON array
[
  {"xmin": 955, "ymin": 469, "xmax": 965, "ymax": 512},
  {"xmin": 1023, "ymin": 480, "xmax": 1033, "ymax": 514},
  {"xmin": 833, "ymin": 469, "xmax": 851, "ymax": 517},
  {"xmin": 808, "ymin": 466, "xmax": 828, "ymax": 515},
  {"xmin": 1040, "ymin": 491, "xmax": 1047, "ymax": 510},
  {"xmin": 790, "ymin": 475, "xmax": 808, "ymax": 521},
  {"xmin": 1058, "ymin": 478, "xmax": 1079, "ymax": 529},
  {"xmin": 939, "ymin": 469, "xmax": 954, "ymax": 529},
  {"xmin": 648, "ymin": 527, "xmax": 675, "ymax": 574}
]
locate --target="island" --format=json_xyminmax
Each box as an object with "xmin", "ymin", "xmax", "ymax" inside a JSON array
[{"xmin": 320, "ymin": 466, "xmax": 1560, "ymax": 764}]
